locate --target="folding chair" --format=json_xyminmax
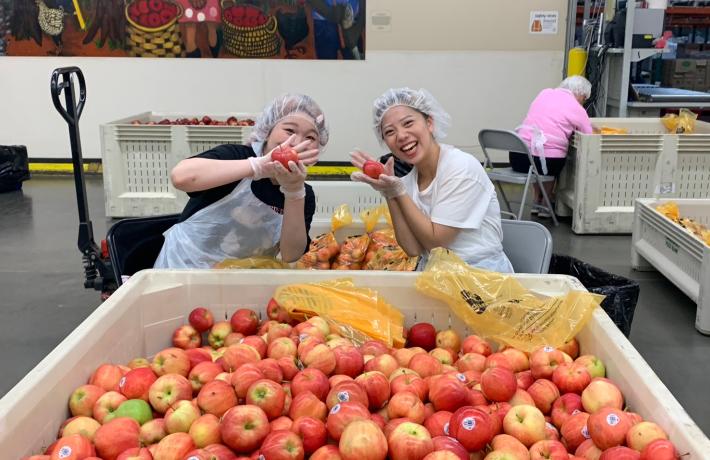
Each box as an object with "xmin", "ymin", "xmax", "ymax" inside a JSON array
[
  {"xmin": 478, "ymin": 129, "xmax": 558, "ymax": 226},
  {"xmin": 501, "ymin": 219, "xmax": 553, "ymax": 273}
]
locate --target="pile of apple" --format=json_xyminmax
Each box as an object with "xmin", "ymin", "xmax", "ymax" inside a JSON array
[
  {"xmin": 130, "ymin": 116, "xmax": 255, "ymax": 127},
  {"xmin": 297, "ymin": 231, "xmax": 415, "ymax": 271},
  {"xmin": 223, "ymin": 5, "xmax": 269, "ymax": 28},
  {"xmin": 127, "ymin": 0, "xmax": 180, "ymax": 29},
  {"xmin": 28, "ymin": 300, "xmax": 682, "ymax": 460}
]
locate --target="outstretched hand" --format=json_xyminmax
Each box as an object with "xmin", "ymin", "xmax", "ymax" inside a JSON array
[{"xmin": 349, "ymin": 151, "xmax": 404, "ymax": 198}]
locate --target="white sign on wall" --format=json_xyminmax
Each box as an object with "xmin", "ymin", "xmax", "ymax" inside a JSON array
[{"xmin": 529, "ymin": 11, "xmax": 559, "ymax": 34}]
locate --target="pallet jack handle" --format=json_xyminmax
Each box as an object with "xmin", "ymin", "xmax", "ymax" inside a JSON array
[{"xmin": 50, "ymin": 67, "xmax": 114, "ymax": 291}]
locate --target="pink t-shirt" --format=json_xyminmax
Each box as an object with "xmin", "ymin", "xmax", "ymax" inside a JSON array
[{"xmin": 517, "ymin": 88, "xmax": 593, "ymax": 159}]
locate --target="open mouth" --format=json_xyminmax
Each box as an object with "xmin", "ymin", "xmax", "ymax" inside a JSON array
[{"xmin": 400, "ymin": 141, "xmax": 417, "ymax": 156}]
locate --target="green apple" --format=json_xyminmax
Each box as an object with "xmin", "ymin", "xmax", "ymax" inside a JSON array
[{"xmin": 105, "ymin": 399, "xmax": 153, "ymax": 425}]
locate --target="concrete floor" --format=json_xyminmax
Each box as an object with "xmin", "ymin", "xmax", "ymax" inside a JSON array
[{"xmin": 0, "ymin": 175, "xmax": 709, "ymax": 436}]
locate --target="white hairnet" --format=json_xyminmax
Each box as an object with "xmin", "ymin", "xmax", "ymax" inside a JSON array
[
  {"xmin": 559, "ymin": 76, "xmax": 592, "ymax": 100},
  {"xmin": 249, "ymin": 93, "xmax": 329, "ymax": 154},
  {"xmin": 372, "ymin": 88, "xmax": 451, "ymax": 145}
]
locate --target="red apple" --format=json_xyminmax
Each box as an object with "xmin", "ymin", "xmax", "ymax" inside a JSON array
[
  {"xmin": 409, "ymin": 354, "xmax": 443, "ymax": 378},
  {"xmin": 208, "ymin": 321, "xmax": 233, "ymax": 349},
  {"xmin": 242, "ymin": 335, "xmax": 268, "ymax": 358},
  {"xmin": 332, "ymin": 346, "xmax": 364, "ymax": 377},
  {"xmin": 599, "ymin": 446, "xmax": 641, "ymax": 460},
  {"xmin": 189, "ymin": 307, "xmax": 214, "ymax": 333},
  {"xmin": 515, "ymin": 370, "xmax": 535, "ymax": 390},
  {"xmin": 527, "ymin": 379, "xmax": 561, "ymax": 414},
  {"xmin": 148, "ymin": 374, "xmax": 192, "ymax": 413},
  {"xmin": 151, "ymin": 347, "xmax": 191, "ymax": 377},
  {"xmin": 292, "ymin": 368, "xmax": 330, "ymax": 401},
  {"xmin": 173, "ymin": 324, "xmax": 202, "ymax": 349},
  {"xmin": 188, "ymin": 360, "xmax": 223, "ymax": 393},
  {"xmin": 529, "ymin": 440, "xmax": 568, "ymax": 460},
  {"xmin": 551, "ymin": 392, "xmax": 583, "ymax": 428},
  {"xmin": 247, "ymin": 379, "xmax": 286, "ymax": 420},
  {"xmin": 387, "ymin": 391, "xmax": 426, "ymax": 424},
  {"xmin": 221, "ymin": 343, "xmax": 261, "ymax": 372},
  {"xmin": 230, "ymin": 363, "xmax": 264, "ymax": 399},
  {"xmin": 561, "ymin": 412, "xmax": 591, "ymax": 452},
  {"xmin": 289, "ymin": 391, "xmax": 328, "ymax": 422},
  {"xmin": 327, "ymin": 402, "xmax": 371, "ymax": 440},
  {"xmin": 559, "ymin": 338, "xmax": 580, "ymax": 359},
  {"xmin": 364, "ymin": 353, "xmax": 398, "ymax": 378},
  {"xmin": 449, "ymin": 406, "xmax": 493, "ymax": 452},
  {"xmin": 552, "ymin": 362, "xmax": 592, "ymax": 394},
  {"xmin": 277, "ymin": 356, "xmax": 300, "ymax": 380},
  {"xmin": 204, "ymin": 443, "xmax": 240, "ymax": 460},
  {"xmin": 391, "ymin": 374, "xmax": 428, "ymax": 401},
  {"xmin": 92, "ymin": 391, "xmax": 127, "ymax": 424},
  {"xmin": 529, "ymin": 347, "xmax": 566, "ymax": 380},
  {"xmin": 582, "ymin": 378, "xmax": 624, "ymax": 413},
  {"xmin": 508, "ymin": 388, "xmax": 536, "ymax": 407},
  {"xmin": 311, "ymin": 445, "xmax": 343, "ymax": 460},
  {"xmin": 302, "ymin": 343, "xmax": 337, "ymax": 376},
  {"xmin": 481, "ymin": 367, "xmax": 517, "ymax": 402},
  {"xmin": 485, "ymin": 353, "xmax": 514, "ymax": 371},
  {"xmin": 407, "ymin": 323, "xmax": 437, "ymax": 351},
  {"xmin": 291, "ymin": 416, "xmax": 327, "ymax": 454},
  {"xmin": 429, "ymin": 348, "xmax": 455, "ymax": 366},
  {"xmin": 575, "ymin": 438, "xmax": 603, "ymax": 459},
  {"xmin": 139, "ymin": 418, "xmax": 167, "ymax": 445},
  {"xmin": 502, "ymin": 404, "xmax": 546, "ymax": 447},
  {"xmin": 89, "ymin": 364, "xmax": 124, "ymax": 392},
  {"xmin": 362, "ymin": 160, "xmax": 385, "ymax": 179},
  {"xmin": 354, "ymin": 371, "xmax": 391, "ymax": 410},
  {"xmin": 428, "ymin": 375, "xmax": 469, "ymax": 412},
  {"xmin": 431, "ymin": 436, "xmax": 468, "ymax": 460},
  {"xmin": 500, "ymin": 348, "xmax": 529, "ymax": 373},
  {"xmin": 326, "ymin": 381, "xmax": 369, "ymax": 410},
  {"xmin": 588, "ymin": 407, "xmax": 633, "ymax": 450},
  {"xmin": 94, "ymin": 417, "xmax": 141, "ymax": 460},
  {"xmin": 164, "ymin": 399, "xmax": 201, "ymax": 434},
  {"xmin": 387, "ymin": 421, "xmax": 434, "ymax": 460},
  {"xmin": 269, "ymin": 337, "xmax": 298, "ymax": 360},
  {"xmin": 119, "ymin": 367, "xmax": 157, "ymax": 401},
  {"xmin": 220, "ymin": 405, "xmax": 271, "ymax": 453},
  {"xmin": 424, "ymin": 411, "xmax": 452, "ymax": 437},
  {"xmin": 197, "ymin": 379, "xmax": 237, "ymax": 417},
  {"xmin": 267, "ymin": 298, "xmax": 290, "ymax": 323},
  {"xmin": 189, "ymin": 413, "xmax": 222, "ymax": 448},
  {"xmin": 49, "ymin": 434, "xmax": 95, "ymax": 460},
  {"xmin": 455, "ymin": 353, "xmax": 486, "ymax": 373},
  {"xmin": 640, "ymin": 439, "xmax": 679, "ymax": 460},
  {"xmin": 626, "ymin": 421, "xmax": 668, "ymax": 452},
  {"xmin": 185, "ymin": 348, "xmax": 213, "ymax": 369},
  {"xmin": 154, "ymin": 432, "xmax": 195, "ymax": 460},
  {"xmin": 489, "ymin": 433, "xmax": 528, "ymax": 460},
  {"xmin": 230, "ymin": 308, "xmax": 259, "ymax": 335},
  {"xmin": 69, "ymin": 384, "xmax": 106, "ymax": 417},
  {"xmin": 339, "ymin": 420, "xmax": 388, "ymax": 460},
  {"xmin": 461, "ymin": 335, "xmax": 492, "ymax": 356},
  {"xmin": 116, "ymin": 447, "xmax": 152, "ymax": 460},
  {"xmin": 256, "ymin": 358, "xmax": 284, "ymax": 383},
  {"xmin": 260, "ymin": 429, "xmax": 305, "ymax": 460},
  {"xmin": 60, "ymin": 416, "xmax": 101, "ymax": 442}
]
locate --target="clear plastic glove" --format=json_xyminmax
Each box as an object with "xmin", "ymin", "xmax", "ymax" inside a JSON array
[
  {"xmin": 250, "ymin": 135, "xmax": 320, "ymax": 180},
  {"xmin": 350, "ymin": 150, "xmax": 407, "ymax": 199},
  {"xmin": 275, "ymin": 161, "xmax": 308, "ymax": 200}
]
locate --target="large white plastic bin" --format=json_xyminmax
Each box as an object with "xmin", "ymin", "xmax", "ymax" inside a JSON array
[
  {"xmin": 0, "ymin": 270, "xmax": 708, "ymax": 458},
  {"xmin": 310, "ymin": 181, "xmax": 383, "ymax": 225},
  {"xmin": 555, "ymin": 118, "xmax": 710, "ymax": 234},
  {"xmin": 631, "ymin": 198, "xmax": 710, "ymax": 334},
  {"xmin": 101, "ymin": 112, "xmax": 256, "ymax": 217}
]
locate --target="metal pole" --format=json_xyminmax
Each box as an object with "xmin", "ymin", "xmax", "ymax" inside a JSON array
[
  {"xmin": 563, "ymin": 0, "xmax": 578, "ymax": 78},
  {"xmin": 620, "ymin": 0, "xmax": 636, "ymax": 117}
]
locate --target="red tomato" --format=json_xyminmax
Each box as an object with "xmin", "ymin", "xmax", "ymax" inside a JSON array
[
  {"xmin": 272, "ymin": 146, "xmax": 299, "ymax": 169},
  {"xmin": 362, "ymin": 160, "xmax": 384, "ymax": 179}
]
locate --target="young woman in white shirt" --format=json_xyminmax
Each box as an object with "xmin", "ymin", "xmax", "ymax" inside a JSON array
[{"xmin": 350, "ymin": 88, "xmax": 513, "ymax": 272}]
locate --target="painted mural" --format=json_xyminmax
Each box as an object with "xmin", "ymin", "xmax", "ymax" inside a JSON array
[{"xmin": 0, "ymin": 0, "xmax": 365, "ymax": 59}]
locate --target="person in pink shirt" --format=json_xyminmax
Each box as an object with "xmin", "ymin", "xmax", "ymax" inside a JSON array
[{"xmin": 510, "ymin": 76, "xmax": 593, "ymax": 217}]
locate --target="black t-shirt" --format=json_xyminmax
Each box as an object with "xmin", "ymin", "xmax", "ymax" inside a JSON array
[{"xmin": 178, "ymin": 144, "xmax": 316, "ymax": 249}]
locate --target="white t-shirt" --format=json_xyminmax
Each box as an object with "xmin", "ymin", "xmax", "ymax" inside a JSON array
[{"xmin": 401, "ymin": 144, "xmax": 514, "ymax": 273}]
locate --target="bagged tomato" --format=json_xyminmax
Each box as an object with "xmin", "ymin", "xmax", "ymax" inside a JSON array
[
  {"xmin": 295, "ymin": 232, "xmax": 339, "ymax": 270},
  {"xmin": 332, "ymin": 204, "xmax": 353, "ymax": 231},
  {"xmin": 364, "ymin": 245, "xmax": 418, "ymax": 271},
  {"xmin": 332, "ymin": 233, "xmax": 370, "ymax": 270}
]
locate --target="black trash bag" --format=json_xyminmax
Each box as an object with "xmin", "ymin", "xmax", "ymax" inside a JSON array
[
  {"xmin": 549, "ymin": 254, "xmax": 639, "ymax": 337},
  {"xmin": 0, "ymin": 145, "xmax": 30, "ymax": 193}
]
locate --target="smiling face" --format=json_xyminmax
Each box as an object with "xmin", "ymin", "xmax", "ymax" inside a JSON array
[
  {"xmin": 380, "ymin": 105, "xmax": 436, "ymax": 166},
  {"xmin": 264, "ymin": 113, "xmax": 320, "ymax": 156}
]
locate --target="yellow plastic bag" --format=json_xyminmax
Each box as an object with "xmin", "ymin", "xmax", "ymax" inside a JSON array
[
  {"xmin": 656, "ymin": 201, "xmax": 680, "ymax": 223},
  {"xmin": 415, "ymin": 248, "xmax": 603, "ymax": 352},
  {"xmin": 295, "ymin": 233, "xmax": 340, "ymax": 270},
  {"xmin": 274, "ymin": 278, "xmax": 405, "ymax": 347},
  {"xmin": 332, "ymin": 234, "xmax": 370, "ymax": 270},
  {"xmin": 214, "ymin": 257, "xmax": 290, "ymax": 269},
  {"xmin": 331, "ymin": 204, "xmax": 353, "ymax": 231},
  {"xmin": 598, "ymin": 126, "xmax": 629, "ymax": 135},
  {"xmin": 379, "ymin": 204, "xmax": 392, "ymax": 226},
  {"xmin": 662, "ymin": 109, "xmax": 698, "ymax": 134},
  {"xmin": 360, "ymin": 206, "xmax": 382, "ymax": 233}
]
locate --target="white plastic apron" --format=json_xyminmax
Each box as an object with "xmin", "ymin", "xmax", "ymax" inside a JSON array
[
  {"xmin": 516, "ymin": 124, "xmax": 566, "ymax": 176},
  {"xmin": 154, "ymin": 178, "xmax": 283, "ymax": 269}
]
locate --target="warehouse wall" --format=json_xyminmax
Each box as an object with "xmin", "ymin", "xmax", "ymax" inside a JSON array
[{"xmin": 0, "ymin": 0, "xmax": 568, "ymax": 162}]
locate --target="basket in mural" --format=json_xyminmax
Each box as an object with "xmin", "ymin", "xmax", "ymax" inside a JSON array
[
  {"xmin": 125, "ymin": 0, "xmax": 184, "ymax": 58},
  {"xmin": 221, "ymin": 3, "xmax": 280, "ymax": 58}
]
